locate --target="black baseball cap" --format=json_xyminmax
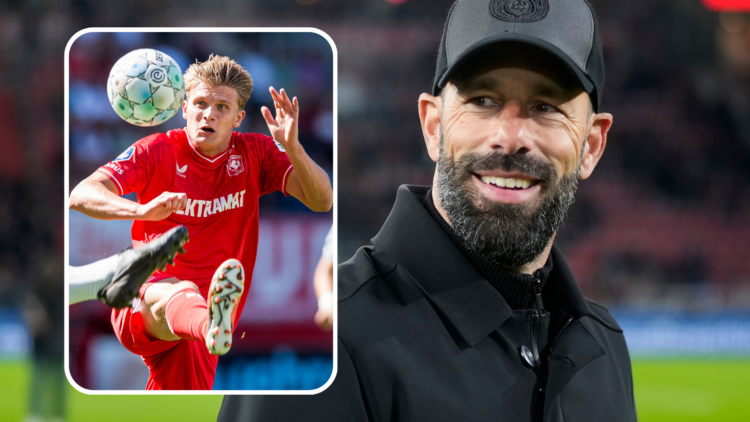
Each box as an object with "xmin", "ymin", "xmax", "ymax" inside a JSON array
[{"xmin": 433, "ymin": 0, "xmax": 605, "ymax": 111}]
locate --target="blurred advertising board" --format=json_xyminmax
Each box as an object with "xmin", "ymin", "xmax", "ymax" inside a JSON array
[{"xmin": 616, "ymin": 311, "xmax": 750, "ymax": 357}]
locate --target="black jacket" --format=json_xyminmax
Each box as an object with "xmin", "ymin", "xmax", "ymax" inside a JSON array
[{"xmin": 219, "ymin": 185, "xmax": 637, "ymax": 422}]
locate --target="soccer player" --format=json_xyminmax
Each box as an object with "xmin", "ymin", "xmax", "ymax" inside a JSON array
[
  {"xmin": 69, "ymin": 54, "xmax": 333, "ymax": 390},
  {"xmin": 69, "ymin": 225, "xmax": 188, "ymax": 309}
]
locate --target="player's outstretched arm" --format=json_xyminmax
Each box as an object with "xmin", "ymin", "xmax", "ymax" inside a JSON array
[
  {"xmin": 261, "ymin": 87, "xmax": 333, "ymax": 212},
  {"xmin": 69, "ymin": 172, "xmax": 187, "ymax": 221}
]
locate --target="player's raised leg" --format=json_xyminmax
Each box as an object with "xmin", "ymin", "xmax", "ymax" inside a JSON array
[
  {"xmin": 138, "ymin": 259, "xmax": 244, "ymax": 355},
  {"xmin": 69, "ymin": 225, "xmax": 188, "ymax": 309},
  {"xmin": 139, "ymin": 278, "xmax": 206, "ymax": 342}
]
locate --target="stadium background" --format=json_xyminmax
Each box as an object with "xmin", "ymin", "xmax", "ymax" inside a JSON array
[
  {"xmin": 66, "ymin": 31, "xmax": 335, "ymax": 391},
  {"xmin": 0, "ymin": 0, "xmax": 748, "ymax": 420}
]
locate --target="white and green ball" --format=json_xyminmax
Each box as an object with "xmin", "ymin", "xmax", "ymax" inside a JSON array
[{"xmin": 107, "ymin": 49, "xmax": 185, "ymax": 127}]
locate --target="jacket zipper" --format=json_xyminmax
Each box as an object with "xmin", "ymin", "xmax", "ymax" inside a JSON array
[
  {"xmin": 532, "ymin": 269, "xmax": 545, "ymax": 314},
  {"xmin": 527, "ymin": 270, "xmax": 576, "ymax": 396},
  {"xmin": 530, "ymin": 270, "xmax": 546, "ymax": 387}
]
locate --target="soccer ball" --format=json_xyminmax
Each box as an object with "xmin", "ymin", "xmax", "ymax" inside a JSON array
[{"xmin": 107, "ymin": 49, "xmax": 185, "ymax": 127}]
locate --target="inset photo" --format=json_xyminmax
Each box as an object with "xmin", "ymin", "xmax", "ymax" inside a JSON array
[{"xmin": 64, "ymin": 29, "xmax": 335, "ymax": 393}]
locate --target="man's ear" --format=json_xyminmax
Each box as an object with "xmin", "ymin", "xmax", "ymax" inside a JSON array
[
  {"xmin": 182, "ymin": 100, "xmax": 187, "ymax": 120},
  {"xmin": 233, "ymin": 110, "xmax": 246, "ymax": 128},
  {"xmin": 419, "ymin": 92, "xmax": 442, "ymax": 163},
  {"xmin": 579, "ymin": 112, "xmax": 613, "ymax": 180}
]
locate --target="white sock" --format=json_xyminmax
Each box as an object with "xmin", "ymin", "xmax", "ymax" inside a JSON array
[{"xmin": 69, "ymin": 255, "xmax": 119, "ymax": 304}]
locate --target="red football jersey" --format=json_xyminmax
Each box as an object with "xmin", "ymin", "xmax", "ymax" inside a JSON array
[{"xmin": 98, "ymin": 128, "xmax": 293, "ymax": 320}]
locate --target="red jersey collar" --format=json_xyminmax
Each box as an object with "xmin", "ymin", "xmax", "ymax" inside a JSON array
[{"xmin": 185, "ymin": 128, "xmax": 235, "ymax": 163}]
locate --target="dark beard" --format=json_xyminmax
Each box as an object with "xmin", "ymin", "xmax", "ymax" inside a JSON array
[{"xmin": 436, "ymin": 140, "xmax": 581, "ymax": 269}]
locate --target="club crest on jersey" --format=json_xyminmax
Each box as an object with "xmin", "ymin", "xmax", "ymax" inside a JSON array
[
  {"xmin": 227, "ymin": 155, "xmax": 244, "ymax": 177},
  {"xmin": 114, "ymin": 147, "xmax": 135, "ymax": 162}
]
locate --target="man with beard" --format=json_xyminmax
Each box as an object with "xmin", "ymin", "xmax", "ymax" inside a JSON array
[{"xmin": 219, "ymin": 0, "xmax": 636, "ymax": 421}]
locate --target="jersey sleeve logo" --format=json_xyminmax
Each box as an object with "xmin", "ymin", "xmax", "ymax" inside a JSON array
[
  {"xmin": 114, "ymin": 146, "xmax": 135, "ymax": 162},
  {"xmin": 273, "ymin": 140, "xmax": 286, "ymax": 152},
  {"xmin": 227, "ymin": 155, "xmax": 244, "ymax": 177}
]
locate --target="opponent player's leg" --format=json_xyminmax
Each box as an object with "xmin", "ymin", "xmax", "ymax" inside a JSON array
[
  {"xmin": 69, "ymin": 255, "xmax": 119, "ymax": 305},
  {"xmin": 69, "ymin": 225, "xmax": 189, "ymax": 309}
]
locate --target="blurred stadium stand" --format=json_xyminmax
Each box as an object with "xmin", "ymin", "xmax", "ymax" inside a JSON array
[{"xmin": 334, "ymin": 1, "xmax": 750, "ymax": 314}]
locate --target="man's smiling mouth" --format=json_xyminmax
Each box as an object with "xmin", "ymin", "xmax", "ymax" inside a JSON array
[{"xmin": 479, "ymin": 175, "xmax": 539, "ymax": 190}]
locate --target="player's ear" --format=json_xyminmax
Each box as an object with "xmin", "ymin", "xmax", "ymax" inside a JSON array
[
  {"xmin": 579, "ymin": 112, "xmax": 612, "ymax": 180},
  {"xmin": 233, "ymin": 110, "xmax": 246, "ymax": 128},
  {"xmin": 182, "ymin": 99, "xmax": 187, "ymax": 120},
  {"xmin": 419, "ymin": 91, "xmax": 442, "ymax": 164}
]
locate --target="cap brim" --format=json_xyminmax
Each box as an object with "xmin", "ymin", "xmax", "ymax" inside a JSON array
[{"xmin": 434, "ymin": 33, "xmax": 596, "ymax": 102}]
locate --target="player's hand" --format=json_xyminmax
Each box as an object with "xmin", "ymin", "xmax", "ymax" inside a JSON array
[
  {"xmin": 261, "ymin": 87, "xmax": 299, "ymax": 151},
  {"xmin": 136, "ymin": 192, "xmax": 187, "ymax": 221}
]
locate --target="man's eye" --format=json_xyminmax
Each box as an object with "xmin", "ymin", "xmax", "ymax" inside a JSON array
[
  {"xmin": 534, "ymin": 103, "xmax": 558, "ymax": 113},
  {"xmin": 469, "ymin": 97, "xmax": 495, "ymax": 107}
]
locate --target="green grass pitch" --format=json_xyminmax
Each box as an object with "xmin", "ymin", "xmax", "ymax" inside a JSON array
[
  {"xmin": 1, "ymin": 359, "xmax": 749, "ymax": 421},
  {"xmin": 0, "ymin": 360, "xmax": 222, "ymax": 422},
  {"xmin": 632, "ymin": 359, "xmax": 750, "ymax": 421}
]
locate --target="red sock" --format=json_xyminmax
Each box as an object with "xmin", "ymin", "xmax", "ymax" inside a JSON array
[{"xmin": 165, "ymin": 288, "xmax": 208, "ymax": 342}]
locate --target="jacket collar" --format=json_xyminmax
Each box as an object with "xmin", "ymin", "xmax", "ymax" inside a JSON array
[{"xmin": 371, "ymin": 185, "xmax": 617, "ymax": 347}]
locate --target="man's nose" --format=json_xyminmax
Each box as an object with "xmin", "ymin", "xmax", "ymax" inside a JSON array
[
  {"xmin": 489, "ymin": 101, "xmax": 532, "ymax": 155},
  {"xmin": 203, "ymin": 106, "xmax": 217, "ymax": 121}
]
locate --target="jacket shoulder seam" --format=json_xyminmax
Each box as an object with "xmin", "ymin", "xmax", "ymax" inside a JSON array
[
  {"xmin": 339, "ymin": 248, "xmax": 393, "ymax": 303},
  {"xmin": 339, "ymin": 271, "xmax": 381, "ymax": 303},
  {"xmin": 583, "ymin": 300, "xmax": 624, "ymax": 333}
]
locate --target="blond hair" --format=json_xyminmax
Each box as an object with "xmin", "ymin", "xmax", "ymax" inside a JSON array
[{"xmin": 184, "ymin": 54, "xmax": 253, "ymax": 109}]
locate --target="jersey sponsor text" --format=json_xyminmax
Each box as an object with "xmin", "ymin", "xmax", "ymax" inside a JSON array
[
  {"xmin": 106, "ymin": 162, "xmax": 124, "ymax": 175},
  {"xmin": 174, "ymin": 190, "xmax": 247, "ymax": 217}
]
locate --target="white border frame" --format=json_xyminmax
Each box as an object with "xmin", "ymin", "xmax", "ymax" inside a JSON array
[{"xmin": 64, "ymin": 27, "xmax": 338, "ymax": 395}]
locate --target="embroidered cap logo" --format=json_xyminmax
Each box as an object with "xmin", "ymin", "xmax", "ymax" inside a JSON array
[{"xmin": 490, "ymin": 0, "xmax": 549, "ymax": 22}]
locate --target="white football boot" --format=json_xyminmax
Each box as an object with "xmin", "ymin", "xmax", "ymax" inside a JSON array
[{"xmin": 206, "ymin": 259, "xmax": 245, "ymax": 355}]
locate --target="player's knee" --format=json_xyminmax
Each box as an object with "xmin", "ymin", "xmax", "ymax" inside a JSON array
[
  {"xmin": 148, "ymin": 280, "xmax": 200, "ymax": 319},
  {"xmin": 160, "ymin": 281, "xmax": 200, "ymax": 309},
  {"xmin": 171, "ymin": 280, "xmax": 200, "ymax": 294}
]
